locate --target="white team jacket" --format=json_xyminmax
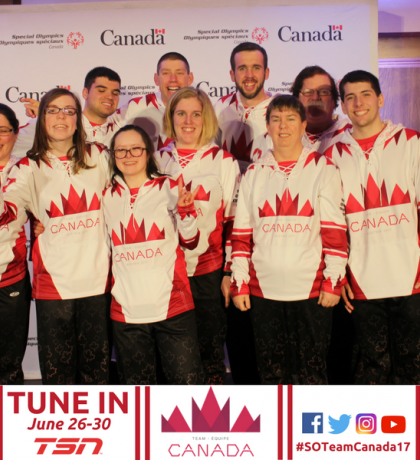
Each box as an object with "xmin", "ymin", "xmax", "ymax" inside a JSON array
[
  {"xmin": 14, "ymin": 92, "xmax": 168, "ymax": 154},
  {"xmin": 154, "ymin": 142, "xmax": 240, "ymax": 277},
  {"xmin": 231, "ymin": 148, "xmax": 347, "ymax": 301},
  {"xmin": 214, "ymin": 91, "xmax": 274, "ymax": 171},
  {"xmin": 0, "ymin": 143, "xmax": 111, "ymax": 299},
  {"xmin": 103, "ymin": 175, "xmax": 199, "ymax": 324},
  {"xmin": 0, "ymin": 155, "xmax": 28, "ymax": 288},
  {"xmin": 324, "ymin": 121, "xmax": 420, "ymax": 300},
  {"xmin": 252, "ymin": 115, "xmax": 352, "ymax": 162}
]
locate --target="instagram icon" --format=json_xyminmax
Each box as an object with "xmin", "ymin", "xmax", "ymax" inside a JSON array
[{"xmin": 356, "ymin": 414, "xmax": 377, "ymax": 434}]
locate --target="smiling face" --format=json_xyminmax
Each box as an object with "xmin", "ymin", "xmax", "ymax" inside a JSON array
[
  {"xmin": 0, "ymin": 114, "xmax": 18, "ymax": 166},
  {"xmin": 230, "ymin": 50, "xmax": 269, "ymax": 105},
  {"xmin": 82, "ymin": 76, "xmax": 120, "ymax": 123},
  {"xmin": 341, "ymin": 81, "xmax": 384, "ymax": 138},
  {"xmin": 114, "ymin": 129, "xmax": 148, "ymax": 186},
  {"xmin": 298, "ymin": 74, "xmax": 335, "ymax": 131},
  {"xmin": 154, "ymin": 59, "xmax": 194, "ymax": 106},
  {"xmin": 266, "ymin": 108, "xmax": 306, "ymax": 159},
  {"xmin": 44, "ymin": 95, "xmax": 78, "ymax": 146},
  {"xmin": 173, "ymin": 97, "xmax": 203, "ymax": 150}
]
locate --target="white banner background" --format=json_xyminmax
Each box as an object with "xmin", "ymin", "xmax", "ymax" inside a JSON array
[{"xmin": 0, "ymin": 0, "xmax": 378, "ymax": 379}]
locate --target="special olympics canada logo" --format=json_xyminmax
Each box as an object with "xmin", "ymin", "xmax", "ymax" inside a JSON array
[
  {"xmin": 252, "ymin": 27, "xmax": 269, "ymax": 44},
  {"xmin": 67, "ymin": 32, "xmax": 84, "ymax": 49}
]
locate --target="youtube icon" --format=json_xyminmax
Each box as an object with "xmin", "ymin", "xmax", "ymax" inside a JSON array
[{"xmin": 381, "ymin": 416, "xmax": 406, "ymax": 434}]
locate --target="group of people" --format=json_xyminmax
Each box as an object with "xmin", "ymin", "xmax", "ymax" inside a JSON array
[{"xmin": 1, "ymin": 41, "xmax": 419, "ymax": 387}]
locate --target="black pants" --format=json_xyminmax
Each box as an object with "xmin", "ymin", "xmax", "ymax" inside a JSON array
[
  {"xmin": 113, "ymin": 310, "xmax": 203, "ymax": 385},
  {"xmin": 250, "ymin": 296, "xmax": 333, "ymax": 385},
  {"xmin": 326, "ymin": 298, "xmax": 357, "ymax": 384},
  {"xmin": 352, "ymin": 294, "xmax": 420, "ymax": 385},
  {"xmin": 36, "ymin": 292, "xmax": 111, "ymax": 385},
  {"xmin": 0, "ymin": 273, "xmax": 31, "ymax": 384},
  {"xmin": 226, "ymin": 304, "xmax": 260, "ymax": 384},
  {"xmin": 189, "ymin": 269, "xmax": 227, "ymax": 384}
]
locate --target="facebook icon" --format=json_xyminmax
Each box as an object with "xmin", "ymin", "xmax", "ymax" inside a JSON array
[{"xmin": 302, "ymin": 413, "xmax": 323, "ymax": 434}]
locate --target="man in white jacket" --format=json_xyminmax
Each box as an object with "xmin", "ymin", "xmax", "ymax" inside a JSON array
[
  {"xmin": 214, "ymin": 42, "xmax": 273, "ymax": 171},
  {"xmin": 325, "ymin": 69, "xmax": 420, "ymax": 384}
]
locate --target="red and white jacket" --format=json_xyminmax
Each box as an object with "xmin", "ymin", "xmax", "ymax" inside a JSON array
[
  {"xmin": 252, "ymin": 115, "xmax": 352, "ymax": 162},
  {"xmin": 14, "ymin": 92, "xmax": 168, "ymax": 154},
  {"xmin": 214, "ymin": 91, "xmax": 274, "ymax": 172},
  {"xmin": 231, "ymin": 148, "xmax": 347, "ymax": 301},
  {"xmin": 154, "ymin": 142, "xmax": 240, "ymax": 277},
  {"xmin": 302, "ymin": 115, "xmax": 352, "ymax": 153},
  {"xmin": 0, "ymin": 143, "xmax": 111, "ymax": 300},
  {"xmin": 103, "ymin": 175, "xmax": 199, "ymax": 324},
  {"xmin": 0, "ymin": 155, "xmax": 28, "ymax": 288},
  {"xmin": 324, "ymin": 121, "xmax": 420, "ymax": 300}
]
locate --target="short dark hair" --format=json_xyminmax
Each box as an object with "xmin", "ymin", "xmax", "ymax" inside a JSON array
[
  {"xmin": 109, "ymin": 125, "xmax": 161, "ymax": 186},
  {"xmin": 84, "ymin": 67, "xmax": 121, "ymax": 91},
  {"xmin": 157, "ymin": 52, "xmax": 190, "ymax": 74},
  {"xmin": 266, "ymin": 95, "xmax": 306, "ymax": 124},
  {"xmin": 339, "ymin": 70, "xmax": 382, "ymax": 101},
  {"xmin": 290, "ymin": 66, "xmax": 339, "ymax": 108},
  {"xmin": 230, "ymin": 42, "xmax": 268, "ymax": 71},
  {"xmin": 0, "ymin": 103, "xmax": 19, "ymax": 134}
]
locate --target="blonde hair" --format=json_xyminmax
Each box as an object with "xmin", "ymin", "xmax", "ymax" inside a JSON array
[{"xmin": 163, "ymin": 87, "xmax": 218, "ymax": 148}]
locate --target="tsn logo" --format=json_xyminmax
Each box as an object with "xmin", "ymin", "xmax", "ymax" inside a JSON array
[{"xmin": 35, "ymin": 438, "xmax": 102, "ymax": 455}]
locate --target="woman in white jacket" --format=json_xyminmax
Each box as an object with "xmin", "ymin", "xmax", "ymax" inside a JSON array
[
  {"xmin": 0, "ymin": 88, "xmax": 111, "ymax": 385},
  {"xmin": 155, "ymin": 88, "xmax": 241, "ymax": 384},
  {"xmin": 103, "ymin": 125, "xmax": 203, "ymax": 385},
  {"xmin": 0, "ymin": 104, "xmax": 31, "ymax": 384}
]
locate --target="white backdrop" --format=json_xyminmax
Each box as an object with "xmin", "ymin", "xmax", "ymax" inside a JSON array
[{"xmin": 0, "ymin": 0, "xmax": 378, "ymax": 379}]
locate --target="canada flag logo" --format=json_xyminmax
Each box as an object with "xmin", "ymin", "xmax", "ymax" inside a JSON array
[
  {"xmin": 46, "ymin": 185, "xmax": 100, "ymax": 218},
  {"xmin": 67, "ymin": 32, "xmax": 84, "ymax": 49},
  {"xmin": 155, "ymin": 29, "xmax": 165, "ymax": 34},
  {"xmin": 162, "ymin": 387, "xmax": 260, "ymax": 433},
  {"xmin": 252, "ymin": 27, "xmax": 269, "ymax": 45}
]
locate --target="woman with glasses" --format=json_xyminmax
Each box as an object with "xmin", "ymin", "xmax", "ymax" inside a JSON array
[
  {"xmin": 0, "ymin": 88, "xmax": 111, "ymax": 385},
  {"xmin": 0, "ymin": 104, "xmax": 31, "ymax": 384},
  {"xmin": 103, "ymin": 125, "xmax": 203, "ymax": 385},
  {"xmin": 155, "ymin": 87, "xmax": 240, "ymax": 385}
]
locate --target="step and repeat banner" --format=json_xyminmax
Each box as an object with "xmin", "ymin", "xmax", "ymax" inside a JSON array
[
  {"xmin": 0, "ymin": 0, "xmax": 378, "ymax": 379},
  {"xmin": 0, "ymin": 385, "xmax": 418, "ymax": 459}
]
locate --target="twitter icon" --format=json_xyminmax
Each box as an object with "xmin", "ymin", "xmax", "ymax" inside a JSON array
[{"xmin": 329, "ymin": 415, "xmax": 351, "ymax": 434}]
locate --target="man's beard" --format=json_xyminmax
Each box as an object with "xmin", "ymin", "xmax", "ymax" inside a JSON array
[{"xmin": 236, "ymin": 79, "xmax": 265, "ymax": 101}]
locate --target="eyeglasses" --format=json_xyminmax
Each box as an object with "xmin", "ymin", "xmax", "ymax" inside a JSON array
[
  {"xmin": 300, "ymin": 89, "xmax": 332, "ymax": 97},
  {"xmin": 112, "ymin": 147, "xmax": 147, "ymax": 159},
  {"xmin": 45, "ymin": 107, "xmax": 78, "ymax": 116},
  {"xmin": 0, "ymin": 128, "xmax": 14, "ymax": 137}
]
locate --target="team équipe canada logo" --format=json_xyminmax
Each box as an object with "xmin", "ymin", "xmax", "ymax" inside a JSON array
[
  {"xmin": 252, "ymin": 27, "xmax": 269, "ymax": 44},
  {"xmin": 67, "ymin": 32, "xmax": 84, "ymax": 49},
  {"xmin": 278, "ymin": 24, "xmax": 343, "ymax": 42},
  {"xmin": 162, "ymin": 387, "xmax": 260, "ymax": 433}
]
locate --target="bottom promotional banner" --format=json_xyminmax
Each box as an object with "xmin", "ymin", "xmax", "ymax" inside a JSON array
[{"xmin": 0, "ymin": 385, "xmax": 419, "ymax": 459}]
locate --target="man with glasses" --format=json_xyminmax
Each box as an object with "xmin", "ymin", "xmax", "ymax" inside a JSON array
[{"xmin": 290, "ymin": 66, "xmax": 351, "ymax": 153}]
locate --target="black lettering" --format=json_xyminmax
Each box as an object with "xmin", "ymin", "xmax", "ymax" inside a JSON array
[
  {"xmin": 6, "ymin": 87, "xmax": 19, "ymax": 103},
  {"xmin": 100, "ymin": 29, "xmax": 114, "ymax": 46},
  {"xmin": 278, "ymin": 26, "xmax": 291, "ymax": 42}
]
